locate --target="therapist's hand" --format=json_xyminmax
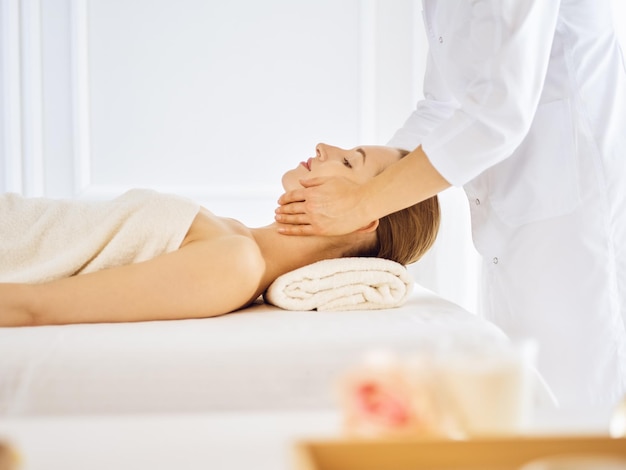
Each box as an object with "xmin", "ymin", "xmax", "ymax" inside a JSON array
[{"xmin": 275, "ymin": 176, "xmax": 370, "ymax": 236}]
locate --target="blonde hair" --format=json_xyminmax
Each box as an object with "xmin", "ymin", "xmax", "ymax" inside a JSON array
[
  {"xmin": 375, "ymin": 194, "xmax": 440, "ymax": 265},
  {"xmin": 356, "ymin": 149, "xmax": 441, "ymax": 265}
]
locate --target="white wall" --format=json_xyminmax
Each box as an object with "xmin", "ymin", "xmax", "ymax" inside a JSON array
[{"xmin": 1, "ymin": 0, "xmax": 625, "ymax": 312}]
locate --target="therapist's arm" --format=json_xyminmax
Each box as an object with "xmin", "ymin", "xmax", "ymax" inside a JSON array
[{"xmin": 275, "ymin": 145, "xmax": 450, "ymax": 236}]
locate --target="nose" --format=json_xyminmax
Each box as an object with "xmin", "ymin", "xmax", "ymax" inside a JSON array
[
  {"xmin": 315, "ymin": 143, "xmax": 342, "ymax": 162},
  {"xmin": 315, "ymin": 143, "xmax": 327, "ymax": 161}
]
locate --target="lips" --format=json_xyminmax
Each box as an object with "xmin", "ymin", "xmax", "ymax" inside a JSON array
[{"xmin": 301, "ymin": 158, "xmax": 312, "ymax": 171}]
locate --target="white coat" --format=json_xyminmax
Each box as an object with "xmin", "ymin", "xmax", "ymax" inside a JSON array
[{"xmin": 388, "ymin": 0, "xmax": 626, "ymax": 411}]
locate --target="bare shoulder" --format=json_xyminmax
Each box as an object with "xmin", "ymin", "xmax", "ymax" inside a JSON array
[
  {"xmin": 178, "ymin": 208, "xmax": 266, "ymax": 311},
  {"xmin": 181, "ymin": 207, "xmax": 253, "ymax": 247}
]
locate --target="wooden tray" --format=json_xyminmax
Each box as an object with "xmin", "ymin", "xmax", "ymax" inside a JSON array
[{"xmin": 293, "ymin": 435, "xmax": 626, "ymax": 470}]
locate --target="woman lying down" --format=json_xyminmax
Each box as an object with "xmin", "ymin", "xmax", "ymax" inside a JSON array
[{"xmin": 0, "ymin": 143, "xmax": 440, "ymax": 327}]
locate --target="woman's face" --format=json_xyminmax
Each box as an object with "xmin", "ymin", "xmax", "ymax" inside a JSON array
[{"xmin": 282, "ymin": 143, "xmax": 403, "ymax": 191}]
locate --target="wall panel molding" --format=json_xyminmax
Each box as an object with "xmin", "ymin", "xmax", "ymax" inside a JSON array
[
  {"xmin": 1, "ymin": 0, "xmax": 23, "ymax": 193},
  {"xmin": 69, "ymin": 0, "xmax": 92, "ymax": 196},
  {"xmin": 3, "ymin": 0, "xmax": 423, "ymax": 211},
  {"xmin": 65, "ymin": 0, "xmax": 386, "ymax": 207},
  {"xmin": 66, "ymin": 0, "xmax": 297, "ymax": 209},
  {"xmin": 20, "ymin": 0, "xmax": 45, "ymax": 196}
]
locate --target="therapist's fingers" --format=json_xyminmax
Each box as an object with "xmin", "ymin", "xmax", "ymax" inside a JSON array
[
  {"xmin": 275, "ymin": 212, "xmax": 310, "ymax": 225},
  {"xmin": 275, "ymin": 176, "xmax": 366, "ymax": 236},
  {"xmin": 276, "ymin": 221, "xmax": 316, "ymax": 236},
  {"xmin": 276, "ymin": 177, "xmax": 329, "ymax": 207},
  {"xmin": 275, "ymin": 201, "xmax": 306, "ymax": 215},
  {"xmin": 277, "ymin": 189, "xmax": 306, "ymax": 207}
]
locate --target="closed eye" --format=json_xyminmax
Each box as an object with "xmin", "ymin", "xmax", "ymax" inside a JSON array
[{"xmin": 343, "ymin": 157, "xmax": 353, "ymax": 168}]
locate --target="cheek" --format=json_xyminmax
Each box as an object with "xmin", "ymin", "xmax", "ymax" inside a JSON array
[{"xmin": 308, "ymin": 165, "xmax": 344, "ymax": 181}]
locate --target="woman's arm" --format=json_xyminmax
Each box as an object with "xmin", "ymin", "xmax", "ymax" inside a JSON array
[
  {"xmin": 0, "ymin": 235, "xmax": 264, "ymax": 327},
  {"xmin": 0, "ymin": 284, "xmax": 35, "ymax": 326}
]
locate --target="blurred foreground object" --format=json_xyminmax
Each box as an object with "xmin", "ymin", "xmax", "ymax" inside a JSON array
[
  {"xmin": 338, "ymin": 350, "xmax": 459, "ymax": 438},
  {"xmin": 519, "ymin": 454, "xmax": 626, "ymax": 470},
  {"xmin": 337, "ymin": 342, "xmax": 537, "ymax": 439},
  {"xmin": 294, "ymin": 435, "xmax": 626, "ymax": 470},
  {"xmin": 610, "ymin": 395, "xmax": 626, "ymax": 438},
  {"xmin": 0, "ymin": 441, "xmax": 20, "ymax": 470}
]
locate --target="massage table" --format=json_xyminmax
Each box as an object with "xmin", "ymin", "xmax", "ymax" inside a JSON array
[{"xmin": 0, "ymin": 283, "xmax": 507, "ymax": 417}]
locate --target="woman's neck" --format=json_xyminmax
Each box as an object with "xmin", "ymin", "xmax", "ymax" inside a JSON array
[{"xmin": 249, "ymin": 223, "xmax": 366, "ymax": 291}]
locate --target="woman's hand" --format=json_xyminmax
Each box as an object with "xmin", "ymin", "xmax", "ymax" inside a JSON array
[{"xmin": 275, "ymin": 176, "xmax": 371, "ymax": 236}]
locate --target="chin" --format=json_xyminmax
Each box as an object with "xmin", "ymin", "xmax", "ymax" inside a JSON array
[
  {"xmin": 281, "ymin": 177, "xmax": 294, "ymax": 192},
  {"xmin": 281, "ymin": 169, "xmax": 302, "ymax": 192}
]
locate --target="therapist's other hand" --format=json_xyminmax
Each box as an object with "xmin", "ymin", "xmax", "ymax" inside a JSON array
[{"xmin": 275, "ymin": 176, "xmax": 368, "ymax": 236}]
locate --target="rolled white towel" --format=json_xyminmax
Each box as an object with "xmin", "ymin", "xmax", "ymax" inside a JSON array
[{"xmin": 264, "ymin": 257, "xmax": 414, "ymax": 311}]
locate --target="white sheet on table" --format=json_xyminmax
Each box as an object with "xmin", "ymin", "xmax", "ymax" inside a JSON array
[{"xmin": 0, "ymin": 283, "xmax": 508, "ymax": 416}]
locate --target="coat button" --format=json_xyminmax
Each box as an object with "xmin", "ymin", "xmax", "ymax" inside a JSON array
[
  {"xmin": 492, "ymin": 257, "xmax": 499, "ymax": 265},
  {"xmin": 475, "ymin": 198, "xmax": 481, "ymax": 205},
  {"xmin": 438, "ymin": 36, "xmax": 443, "ymax": 43}
]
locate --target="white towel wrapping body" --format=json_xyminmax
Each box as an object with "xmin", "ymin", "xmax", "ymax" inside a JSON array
[
  {"xmin": 0, "ymin": 189, "xmax": 200, "ymax": 283},
  {"xmin": 264, "ymin": 257, "xmax": 414, "ymax": 311}
]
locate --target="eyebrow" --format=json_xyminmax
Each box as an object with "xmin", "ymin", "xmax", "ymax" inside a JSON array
[{"xmin": 355, "ymin": 147, "xmax": 366, "ymax": 165}]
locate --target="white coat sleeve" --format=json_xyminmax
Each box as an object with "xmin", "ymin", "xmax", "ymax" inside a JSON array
[
  {"xmin": 387, "ymin": 52, "xmax": 459, "ymax": 152},
  {"xmin": 405, "ymin": 0, "xmax": 561, "ymax": 187}
]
